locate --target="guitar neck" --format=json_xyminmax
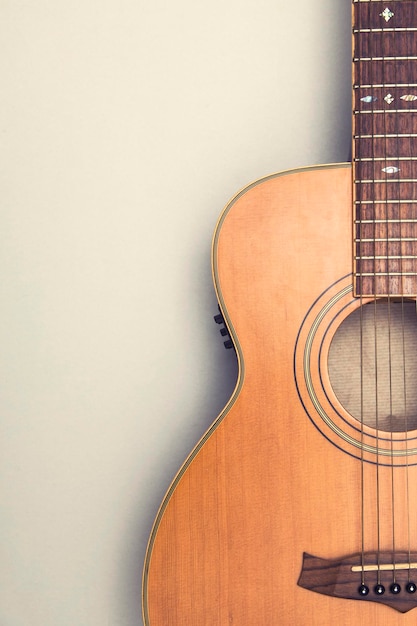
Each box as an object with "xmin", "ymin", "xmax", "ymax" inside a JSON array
[{"xmin": 353, "ymin": 0, "xmax": 417, "ymax": 297}]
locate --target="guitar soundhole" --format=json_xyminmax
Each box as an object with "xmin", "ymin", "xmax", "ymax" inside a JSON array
[{"xmin": 328, "ymin": 300, "xmax": 417, "ymax": 433}]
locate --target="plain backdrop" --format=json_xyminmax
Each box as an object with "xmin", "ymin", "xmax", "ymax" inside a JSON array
[{"xmin": 1, "ymin": 1, "xmax": 351, "ymax": 625}]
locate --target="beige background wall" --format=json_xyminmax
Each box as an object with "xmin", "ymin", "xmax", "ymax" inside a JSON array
[{"xmin": 1, "ymin": 1, "xmax": 351, "ymax": 624}]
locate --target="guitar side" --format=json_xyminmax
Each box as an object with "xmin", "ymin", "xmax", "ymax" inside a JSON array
[{"xmin": 142, "ymin": 163, "xmax": 417, "ymax": 625}]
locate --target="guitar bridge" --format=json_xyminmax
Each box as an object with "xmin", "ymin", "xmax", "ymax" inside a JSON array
[{"xmin": 298, "ymin": 551, "xmax": 417, "ymax": 613}]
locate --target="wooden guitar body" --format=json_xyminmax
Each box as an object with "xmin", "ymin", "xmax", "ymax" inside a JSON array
[{"xmin": 143, "ymin": 163, "xmax": 417, "ymax": 624}]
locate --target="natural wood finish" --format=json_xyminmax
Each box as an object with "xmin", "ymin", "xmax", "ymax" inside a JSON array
[{"xmin": 142, "ymin": 164, "xmax": 417, "ymax": 624}]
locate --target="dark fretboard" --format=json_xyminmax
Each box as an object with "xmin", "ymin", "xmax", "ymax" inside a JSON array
[{"xmin": 353, "ymin": 0, "xmax": 417, "ymax": 296}]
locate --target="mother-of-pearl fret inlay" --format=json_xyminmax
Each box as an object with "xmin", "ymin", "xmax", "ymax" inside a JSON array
[
  {"xmin": 353, "ymin": 0, "xmax": 417, "ymax": 296},
  {"xmin": 382, "ymin": 166, "xmax": 400, "ymax": 173},
  {"xmin": 380, "ymin": 8, "xmax": 394, "ymax": 22}
]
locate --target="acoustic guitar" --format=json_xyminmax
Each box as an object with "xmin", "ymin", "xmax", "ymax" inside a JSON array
[{"xmin": 142, "ymin": 1, "xmax": 417, "ymax": 623}]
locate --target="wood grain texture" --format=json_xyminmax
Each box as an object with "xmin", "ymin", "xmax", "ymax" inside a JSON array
[
  {"xmin": 142, "ymin": 164, "xmax": 417, "ymax": 624},
  {"xmin": 352, "ymin": 0, "xmax": 417, "ymax": 296}
]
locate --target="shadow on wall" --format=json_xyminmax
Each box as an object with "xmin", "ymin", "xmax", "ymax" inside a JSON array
[{"xmin": 121, "ymin": 281, "xmax": 239, "ymax": 626}]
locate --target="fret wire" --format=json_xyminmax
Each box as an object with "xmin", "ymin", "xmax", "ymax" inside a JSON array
[
  {"xmin": 354, "ymin": 110, "xmax": 417, "ymax": 115},
  {"xmin": 354, "ymin": 57, "xmax": 417, "ymax": 62},
  {"xmin": 355, "ymin": 157, "xmax": 417, "ymax": 161},
  {"xmin": 354, "ymin": 134, "xmax": 417, "ymax": 138},
  {"xmin": 356, "ymin": 256, "xmax": 417, "ymax": 260},
  {"xmin": 355, "ymin": 179, "xmax": 417, "ymax": 183},
  {"xmin": 354, "ymin": 84, "xmax": 417, "ymax": 89},
  {"xmin": 355, "ymin": 219, "xmax": 417, "ymax": 223},
  {"xmin": 354, "ymin": 29, "xmax": 417, "ymax": 34},
  {"xmin": 355, "ymin": 200, "xmax": 417, "ymax": 204},
  {"xmin": 356, "ymin": 273, "xmax": 417, "ymax": 276},
  {"xmin": 356, "ymin": 238, "xmax": 417, "ymax": 242}
]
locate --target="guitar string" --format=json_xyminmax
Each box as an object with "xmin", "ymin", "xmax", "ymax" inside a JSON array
[
  {"xmin": 392, "ymin": 12, "xmax": 413, "ymax": 582},
  {"xmin": 373, "ymin": 300, "xmax": 381, "ymax": 586},
  {"xmin": 386, "ymin": 8, "xmax": 413, "ymax": 586},
  {"xmin": 369, "ymin": 1, "xmax": 382, "ymax": 586},
  {"xmin": 392, "ymin": 8, "xmax": 414, "ymax": 586},
  {"xmin": 403, "ymin": 15, "xmax": 413, "ymax": 582},
  {"xmin": 386, "ymin": 17, "xmax": 396, "ymax": 587},
  {"xmin": 357, "ymin": 1, "xmax": 366, "ymax": 586},
  {"xmin": 381, "ymin": 7, "xmax": 400, "ymax": 588},
  {"xmin": 356, "ymin": 0, "xmax": 369, "ymax": 585},
  {"xmin": 368, "ymin": 3, "xmax": 382, "ymax": 585},
  {"xmin": 376, "ymin": 7, "xmax": 398, "ymax": 588},
  {"xmin": 368, "ymin": 3, "xmax": 381, "ymax": 584},
  {"xmin": 358, "ymin": 0, "xmax": 378, "ymax": 587},
  {"xmin": 360, "ymin": 293, "xmax": 366, "ymax": 586},
  {"xmin": 395, "ymin": 12, "xmax": 405, "ymax": 583},
  {"xmin": 403, "ymin": 301, "xmax": 412, "ymax": 584}
]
